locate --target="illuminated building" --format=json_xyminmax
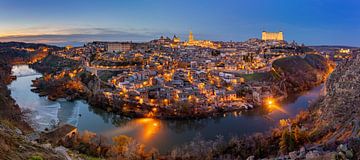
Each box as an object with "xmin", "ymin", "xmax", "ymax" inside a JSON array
[
  {"xmin": 65, "ymin": 45, "xmax": 73, "ymax": 50},
  {"xmin": 183, "ymin": 31, "xmax": 221, "ymax": 49},
  {"xmin": 262, "ymin": 31, "xmax": 284, "ymax": 41},
  {"xmin": 173, "ymin": 35, "xmax": 180, "ymax": 43},
  {"xmin": 339, "ymin": 48, "xmax": 350, "ymax": 54},
  {"xmin": 107, "ymin": 42, "xmax": 132, "ymax": 53},
  {"xmin": 189, "ymin": 31, "xmax": 194, "ymax": 43}
]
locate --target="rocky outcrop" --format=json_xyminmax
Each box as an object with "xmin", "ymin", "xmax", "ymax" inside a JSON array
[
  {"xmin": 306, "ymin": 52, "xmax": 360, "ymax": 144},
  {"xmin": 0, "ymin": 123, "xmax": 65, "ymax": 160},
  {"xmin": 266, "ymin": 52, "xmax": 360, "ymax": 159}
]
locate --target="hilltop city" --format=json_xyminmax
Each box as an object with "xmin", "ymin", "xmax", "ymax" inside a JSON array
[
  {"xmin": 1, "ymin": 0, "xmax": 360, "ymax": 159},
  {"xmin": 25, "ymin": 31, "xmax": 351, "ymax": 118},
  {"xmin": 0, "ymin": 30, "xmax": 359, "ymax": 159}
]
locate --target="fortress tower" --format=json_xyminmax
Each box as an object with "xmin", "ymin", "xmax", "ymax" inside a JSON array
[{"xmin": 262, "ymin": 31, "xmax": 284, "ymax": 41}]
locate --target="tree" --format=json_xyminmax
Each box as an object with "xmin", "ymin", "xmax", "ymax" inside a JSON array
[
  {"xmin": 279, "ymin": 129, "xmax": 295, "ymax": 154},
  {"xmin": 93, "ymin": 135, "xmax": 110, "ymax": 157},
  {"xmin": 294, "ymin": 125, "xmax": 308, "ymax": 147},
  {"xmin": 79, "ymin": 130, "xmax": 96, "ymax": 144},
  {"xmin": 110, "ymin": 135, "xmax": 132, "ymax": 157},
  {"xmin": 279, "ymin": 129, "xmax": 289, "ymax": 153}
]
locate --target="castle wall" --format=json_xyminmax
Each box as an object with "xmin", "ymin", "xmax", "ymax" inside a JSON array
[{"xmin": 262, "ymin": 32, "xmax": 283, "ymax": 41}]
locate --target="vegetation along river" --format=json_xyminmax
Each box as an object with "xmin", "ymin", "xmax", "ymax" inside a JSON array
[{"xmin": 9, "ymin": 65, "xmax": 324, "ymax": 153}]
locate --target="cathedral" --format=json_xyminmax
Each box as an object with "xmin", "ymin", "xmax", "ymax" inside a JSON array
[{"xmin": 183, "ymin": 31, "xmax": 221, "ymax": 49}]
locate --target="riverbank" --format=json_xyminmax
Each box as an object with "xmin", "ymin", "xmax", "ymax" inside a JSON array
[
  {"xmin": 0, "ymin": 59, "xmax": 33, "ymax": 132},
  {"xmin": 168, "ymin": 53, "xmax": 360, "ymax": 160},
  {"xmin": 10, "ymin": 64, "xmax": 325, "ymax": 154},
  {"xmin": 29, "ymin": 64, "xmax": 256, "ymax": 119},
  {"xmin": 0, "ymin": 55, "xmax": 65, "ymax": 159},
  {"xmin": 29, "ymin": 54, "xmax": 334, "ymax": 120}
]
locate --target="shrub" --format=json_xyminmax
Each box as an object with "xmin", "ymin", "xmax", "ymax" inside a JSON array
[{"xmin": 29, "ymin": 155, "xmax": 43, "ymax": 160}]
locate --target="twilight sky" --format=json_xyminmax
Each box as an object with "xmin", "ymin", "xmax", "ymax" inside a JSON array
[{"xmin": 0, "ymin": 0, "xmax": 359, "ymax": 46}]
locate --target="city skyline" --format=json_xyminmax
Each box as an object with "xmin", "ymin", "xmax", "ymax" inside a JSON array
[
  {"xmin": 1, "ymin": 1, "xmax": 359, "ymax": 158},
  {"xmin": 0, "ymin": 0, "xmax": 359, "ymax": 46}
]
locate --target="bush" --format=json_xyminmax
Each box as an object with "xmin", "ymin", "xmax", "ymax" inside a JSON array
[{"xmin": 29, "ymin": 155, "xmax": 43, "ymax": 160}]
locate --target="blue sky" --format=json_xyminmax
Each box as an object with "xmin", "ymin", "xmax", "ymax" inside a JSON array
[{"xmin": 0, "ymin": 0, "xmax": 359, "ymax": 46}]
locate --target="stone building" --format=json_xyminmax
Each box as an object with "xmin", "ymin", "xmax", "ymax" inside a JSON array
[
  {"xmin": 107, "ymin": 42, "xmax": 132, "ymax": 53},
  {"xmin": 262, "ymin": 31, "xmax": 284, "ymax": 41}
]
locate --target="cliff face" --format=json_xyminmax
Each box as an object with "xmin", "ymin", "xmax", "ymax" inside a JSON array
[
  {"xmin": 0, "ymin": 56, "xmax": 32, "ymax": 132},
  {"xmin": 308, "ymin": 53, "xmax": 360, "ymax": 143},
  {"xmin": 271, "ymin": 53, "xmax": 360, "ymax": 144},
  {"xmin": 272, "ymin": 54, "xmax": 334, "ymax": 94},
  {"xmin": 0, "ymin": 52, "xmax": 65, "ymax": 159}
]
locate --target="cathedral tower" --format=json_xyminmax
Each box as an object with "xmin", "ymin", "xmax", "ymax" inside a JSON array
[{"xmin": 189, "ymin": 31, "xmax": 194, "ymax": 43}]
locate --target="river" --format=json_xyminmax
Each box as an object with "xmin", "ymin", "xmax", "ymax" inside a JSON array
[{"xmin": 8, "ymin": 65, "xmax": 323, "ymax": 153}]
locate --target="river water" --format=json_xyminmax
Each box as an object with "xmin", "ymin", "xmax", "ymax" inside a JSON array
[{"xmin": 8, "ymin": 65, "xmax": 323, "ymax": 153}]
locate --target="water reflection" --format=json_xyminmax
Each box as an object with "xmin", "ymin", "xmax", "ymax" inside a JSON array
[
  {"xmin": 9, "ymin": 65, "xmax": 323, "ymax": 153},
  {"xmin": 9, "ymin": 65, "xmax": 60, "ymax": 130},
  {"xmin": 102, "ymin": 118, "xmax": 161, "ymax": 143}
]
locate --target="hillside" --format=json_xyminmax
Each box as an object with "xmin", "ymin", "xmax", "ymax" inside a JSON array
[
  {"xmin": 307, "ymin": 52, "xmax": 360, "ymax": 144},
  {"xmin": 0, "ymin": 42, "xmax": 61, "ymax": 65},
  {"xmin": 168, "ymin": 54, "xmax": 359, "ymax": 160},
  {"xmin": 0, "ymin": 48, "xmax": 66, "ymax": 160},
  {"xmin": 272, "ymin": 54, "xmax": 334, "ymax": 93}
]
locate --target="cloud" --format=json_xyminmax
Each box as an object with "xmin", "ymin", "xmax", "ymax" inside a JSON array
[{"xmin": 0, "ymin": 27, "xmax": 164, "ymax": 46}]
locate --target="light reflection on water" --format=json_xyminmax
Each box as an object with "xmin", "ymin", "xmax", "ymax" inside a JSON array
[
  {"xmin": 101, "ymin": 118, "xmax": 161, "ymax": 144},
  {"xmin": 9, "ymin": 65, "xmax": 323, "ymax": 152}
]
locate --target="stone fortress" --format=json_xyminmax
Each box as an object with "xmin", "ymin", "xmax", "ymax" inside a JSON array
[{"xmin": 262, "ymin": 31, "xmax": 284, "ymax": 41}]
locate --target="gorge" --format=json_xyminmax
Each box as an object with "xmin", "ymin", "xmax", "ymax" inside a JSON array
[{"xmin": 0, "ymin": 42, "xmax": 358, "ymax": 160}]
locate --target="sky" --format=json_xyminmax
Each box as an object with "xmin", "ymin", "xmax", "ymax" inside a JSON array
[{"xmin": 0, "ymin": 0, "xmax": 359, "ymax": 46}]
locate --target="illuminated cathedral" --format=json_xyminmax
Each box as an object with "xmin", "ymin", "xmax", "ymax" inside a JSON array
[{"xmin": 183, "ymin": 31, "xmax": 221, "ymax": 49}]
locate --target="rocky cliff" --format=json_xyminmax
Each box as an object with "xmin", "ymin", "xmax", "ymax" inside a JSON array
[
  {"xmin": 307, "ymin": 52, "xmax": 360, "ymax": 144},
  {"xmin": 265, "ymin": 52, "xmax": 360, "ymax": 160}
]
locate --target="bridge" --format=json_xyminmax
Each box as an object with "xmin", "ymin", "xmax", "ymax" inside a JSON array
[{"xmin": 84, "ymin": 64, "xmax": 130, "ymax": 76}]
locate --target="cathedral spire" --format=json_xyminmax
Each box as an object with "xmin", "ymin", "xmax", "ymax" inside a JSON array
[{"xmin": 189, "ymin": 31, "xmax": 194, "ymax": 42}]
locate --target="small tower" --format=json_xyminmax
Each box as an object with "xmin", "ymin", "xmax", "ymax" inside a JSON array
[
  {"xmin": 278, "ymin": 31, "xmax": 284, "ymax": 41},
  {"xmin": 261, "ymin": 31, "xmax": 266, "ymax": 41},
  {"xmin": 189, "ymin": 31, "xmax": 194, "ymax": 42}
]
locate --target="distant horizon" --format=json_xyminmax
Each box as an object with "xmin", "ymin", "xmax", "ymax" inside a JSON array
[
  {"xmin": 1, "ymin": 34, "xmax": 359, "ymax": 48},
  {"xmin": 1, "ymin": 0, "xmax": 359, "ymax": 47}
]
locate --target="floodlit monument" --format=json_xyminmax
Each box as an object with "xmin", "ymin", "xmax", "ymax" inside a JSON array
[
  {"xmin": 183, "ymin": 31, "xmax": 221, "ymax": 49},
  {"xmin": 262, "ymin": 31, "xmax": 284, "ymax": 41}
]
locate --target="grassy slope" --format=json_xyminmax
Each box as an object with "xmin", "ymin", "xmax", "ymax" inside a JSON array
[{"xmin": 0, "ymin": 122, "xmax": 65, "ymax": 160}]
